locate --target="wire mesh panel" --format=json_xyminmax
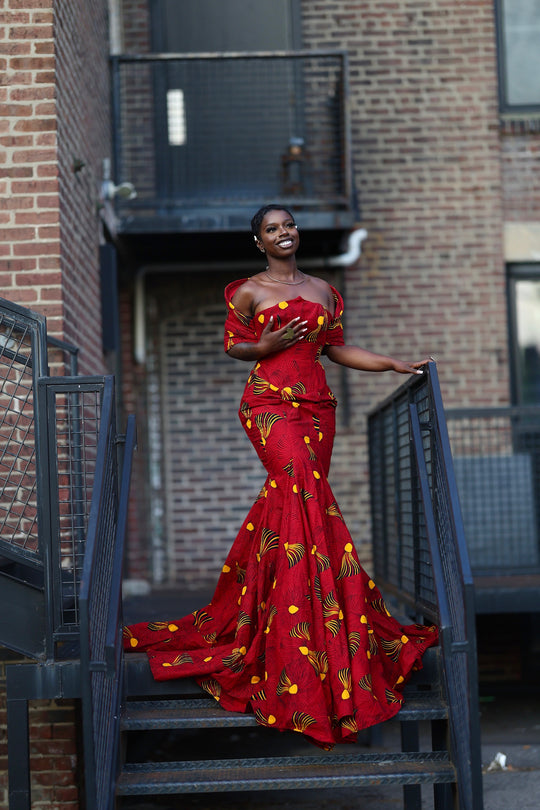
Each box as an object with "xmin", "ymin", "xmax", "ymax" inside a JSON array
[
  {"xmin": 368, "ymin": 377, "xmax": 438, "ymax": 618},
  {"xmin": 0, "ymin": 301, "xmax": 47, "ymax": 560},
  {"xmin": 112, "ymin": 51, "xmax": 351, "ymax": 224},
  {"xmin": 447, "ymin": 407, "xmax": 540, "ymax": 573},
  {"xmin": 38, "ymin": 377, "xmax": 108, "ymax": 641}
]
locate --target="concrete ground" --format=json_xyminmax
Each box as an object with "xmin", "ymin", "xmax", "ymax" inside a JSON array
[{"xmin": 122, "ymin": 591, "xmax": 540, "ymax": 810}]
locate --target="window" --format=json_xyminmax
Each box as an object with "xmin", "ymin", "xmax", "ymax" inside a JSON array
[
  {"xmin": 496, "ymin": 0, "xmax": 540, "ymax": 113},
  {"xmin": 508, "ymin": 265, "xmax": 540, "ymax": 404}
]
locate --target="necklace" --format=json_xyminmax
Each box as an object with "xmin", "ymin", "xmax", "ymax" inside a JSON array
[{"xmin": 265, "ymin": 268, "xmax": 306, "ymax": 286}]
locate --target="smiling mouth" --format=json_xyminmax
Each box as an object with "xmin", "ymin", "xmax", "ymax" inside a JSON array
[{"xmin": 278, "ymin": 239, "xmax": 294, "ymax": 248}]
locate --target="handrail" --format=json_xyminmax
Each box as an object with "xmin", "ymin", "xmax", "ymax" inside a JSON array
[
  {"xmin": 409, "ymin": 404, "xmax": 453, "ymax": 642},
  {"xmin": 79, "ymin": 380, "xmax": 137, "ymax": 810},
  {"xmin": 112, "ymin": 47, "xmax": 349, "ymax": 61},
  {"xmin": 79, "ymin": 377, "xmax": 117, "ymax": 808},
  {"xmin": 46, "ymin": 335, "xmax": 79, "ymax": 375},
  {"xmin": 106, "ymin": 415, "xmax": 136, "ymax": 672},
  {"xmin": 368, "ymin": 362, "xmax": 484, "ymax": 809},
  {"xmin": 409, "ymin": 403, "xmax": 483, "ymax": 810}
]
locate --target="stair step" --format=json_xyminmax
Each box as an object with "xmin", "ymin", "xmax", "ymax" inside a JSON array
[
  {"xmin": 116, "ymin": 751, "xmax": 455, "ymax": 795},
  {"xmin": 123, "ymin": 646, "xmax": 443, "ymax": 699},
  {"xmin": 121, "ymin": 692, "xmax": 447, "ymax": 732}
]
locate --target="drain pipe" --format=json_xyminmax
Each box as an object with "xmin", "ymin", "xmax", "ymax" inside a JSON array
[
  {"xmin": 326, "ymin": 227, "xmax": 368, "ymax": 266},
  {"xmin": 133, "ymin": 227, "xmax": 368, "ymax": 364}
]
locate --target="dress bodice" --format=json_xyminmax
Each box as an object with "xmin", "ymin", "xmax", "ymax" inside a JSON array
[{"xmin": 223, "ymin": 280, "xmax": 345, "ymax": 409}]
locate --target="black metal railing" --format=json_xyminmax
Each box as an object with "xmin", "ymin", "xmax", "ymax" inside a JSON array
[
  {"xmin": 0, "ymin": 293, "xmax": 123, "ymax": 660},
  {"xmin": 47, "ymin": 334, "xmax": 79, "ymax": 376},
  {"xmin": 446, "ymin": 405, "xmax": 540, "ymax": 575},
  {"xmin": 37, "ymin": 376, "xmax": 111, "ymax": 647},
  {"xmin": 368, "ymin": 362, "xmax": 483, "ymax": 810},
  {"xmin": 0, "ymin": 299, "xmax": 47, "ymax": 564},
  {"xmin": 111, "ymin": 50, "xmax": 353, "ymax": 231},
  {"xmin": 0, "ymin": 300, "xmax": 79, "ymax": 571},
  {"xmin": 79, "ymin": 377, "xmax": 136, "ymax": 810}
]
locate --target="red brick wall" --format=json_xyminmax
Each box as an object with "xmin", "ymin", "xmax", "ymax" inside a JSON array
[
  {"xmin": 1, "ymin": 1, "xmax": 111, "ymax": 806},
  {"xmin": 122, "ymin": 0, "xmax": 151, "ymax": 51},
  {"xmin": 0, "ymin": 0, "xmax": 62, "ymax": 329},
  {"xmin": 1, "ymin": 0, "xmax": 110, "ymax": 373},
  {"xmin": 54, "ymin": 0, "xmax": 111, "ymax": 373},
  {"xmin": 119, "ymin": 285, "xmax": 151, "ymax": 583}
]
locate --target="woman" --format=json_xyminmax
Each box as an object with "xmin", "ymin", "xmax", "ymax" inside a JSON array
[{"xmin": 124, "ymin": 204, "xmax": 438, "ymax": 748}]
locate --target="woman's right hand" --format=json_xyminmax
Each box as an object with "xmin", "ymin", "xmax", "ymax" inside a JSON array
[{"xmin": 257, "ymin": 316, "xmax": 308, "ymax": 356}]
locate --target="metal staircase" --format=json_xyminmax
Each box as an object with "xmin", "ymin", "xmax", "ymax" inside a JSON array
[
  {"xmin": 115, "ymin": 646, "xmax": 456, "ymax": 806},
  {"xmin": 0, "ymin": 292, "xmax": 481, "ymax": 809},
  {"xmin": 110, "ymin": 364, "xmax": 483, "ymax": 809}
]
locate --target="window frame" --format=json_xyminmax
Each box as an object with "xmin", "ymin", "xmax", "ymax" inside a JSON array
[
  {"xmin": 495, "ymin": 0, "xmax": 540, "ymax": 115},
  {"xmin": 507, "ymin": 263, "xmax": 540, "ymax": 405}
]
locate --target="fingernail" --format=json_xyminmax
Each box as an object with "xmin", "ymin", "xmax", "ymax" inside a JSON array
[{"xmin": 416, "ymin": 370, "xmax": 423, "ymax": 374}]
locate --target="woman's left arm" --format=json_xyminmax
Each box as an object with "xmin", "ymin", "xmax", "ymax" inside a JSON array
[{"xmin": 325, "ymin": 344, "xmax": 428, "ymax": 375}]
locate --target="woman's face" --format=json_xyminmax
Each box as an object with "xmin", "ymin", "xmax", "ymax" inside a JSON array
[{"xmin": 257, "ymin": 209, "xmax": 299, "ymax": 258}]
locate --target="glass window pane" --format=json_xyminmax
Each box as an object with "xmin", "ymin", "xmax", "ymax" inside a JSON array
[
  {"xmin": 515, "ymin": 279, "xmax": 540, "ymax": 404},
  {"xmin": 501, "ymin": 0, "xmax": 540, "ymax": 106}
]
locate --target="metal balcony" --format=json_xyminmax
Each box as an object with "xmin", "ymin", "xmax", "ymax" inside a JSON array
[{"xmin": 110, "ymin": 50, "xmax": 356, "ymax": 234}]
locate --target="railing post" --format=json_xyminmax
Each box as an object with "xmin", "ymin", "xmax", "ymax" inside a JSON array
[{"xmin": 6, "ymin": 694, "xmax": 30, "ymax": 810}]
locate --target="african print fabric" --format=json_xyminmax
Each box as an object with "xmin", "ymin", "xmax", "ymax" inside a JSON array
[{"xmin": 123, "ymin": 278, "xmax": 438, "ymax": 747}]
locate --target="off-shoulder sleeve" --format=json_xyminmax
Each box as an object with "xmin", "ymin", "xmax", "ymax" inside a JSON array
[
  {"xmin": 325, "ymin": 286, "xmax": 345, "ymax": 347},
  {"xmin": 223, "ymin": 278, "xmax": 258, "ymax": 352}
]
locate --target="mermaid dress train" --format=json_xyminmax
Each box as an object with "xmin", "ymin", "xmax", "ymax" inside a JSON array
[{"xmin": 123, "ymin": 279, "xmax": 438, "ymax": 748}]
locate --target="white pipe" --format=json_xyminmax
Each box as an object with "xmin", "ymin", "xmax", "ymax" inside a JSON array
[
  {"xmin": 134, "ymin": 271, "xmax": 147, "ymax": 365},
  {"xmin": 328, "ymin": 227, "xmax": 368, "ymax": 266}
]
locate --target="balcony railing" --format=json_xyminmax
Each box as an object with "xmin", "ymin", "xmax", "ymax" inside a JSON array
[
  {"xmin": 446, "ymin": 405, "xmax": 540, "ymax": 576},
  {"xmin": 111, "ymin": 50, "xmax": 355, "ymax": 233}
]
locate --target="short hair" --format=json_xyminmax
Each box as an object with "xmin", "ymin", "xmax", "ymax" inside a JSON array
[{"xmin": 251, "ymin": 204, "xmax": 295, "ymax": 238}]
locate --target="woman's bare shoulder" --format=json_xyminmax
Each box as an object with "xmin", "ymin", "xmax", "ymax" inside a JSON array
[{"xmin": 230, "ymin": 274, "xmax": 267, "ymax": 315}]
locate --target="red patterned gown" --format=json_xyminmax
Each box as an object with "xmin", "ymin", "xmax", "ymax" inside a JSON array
[{"xmin": 123, "ymin": 279, "xmax": 438, "ymax": 747}]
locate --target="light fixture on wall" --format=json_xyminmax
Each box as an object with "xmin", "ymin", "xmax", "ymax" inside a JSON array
[
  {"xmin": 100, "ymin": 158, "xmax": 138, "ymax": 202},
  {"xmin": 101, "ymin": 179, "xmax": 137, "ymax": 201}
]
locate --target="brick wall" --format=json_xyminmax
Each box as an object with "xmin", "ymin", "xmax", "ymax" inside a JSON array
[
  {"xmin": 122, "ymin": 0, "xmax": 151, "ymax": 52},
  {"xmin": 54, "ymin": 0, "xmax": 111, "ymax": 372},
  {"xmin": 1, "ymin": 1, "xmax": 111, "ymax": 806},
  {"xmin": 1, "ymin": 0, "xmax": 110, "ymax": 372},
  {"xmin": 0, "ymin": 0, "xmax": 61, "ymax": 327}
]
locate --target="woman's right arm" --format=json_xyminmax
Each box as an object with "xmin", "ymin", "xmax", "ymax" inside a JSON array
[{"xmin": 227, "ymin": 316, "xmax": 306, "ymax": 360}]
